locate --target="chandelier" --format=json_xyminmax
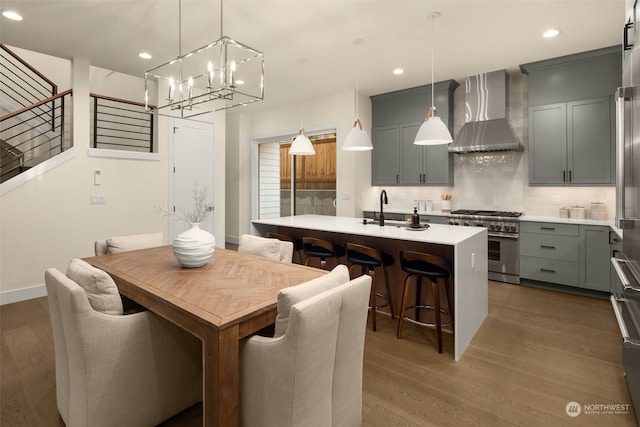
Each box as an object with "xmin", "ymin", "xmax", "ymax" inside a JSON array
[{"xmin": 145, "ymin": 0, "xmax": 264, "ymax": 118}]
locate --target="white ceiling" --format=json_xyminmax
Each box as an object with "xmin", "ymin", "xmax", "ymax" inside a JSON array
[{"xmin": 0, "ymin": 0, "xmax": 626, "ymax": 113}]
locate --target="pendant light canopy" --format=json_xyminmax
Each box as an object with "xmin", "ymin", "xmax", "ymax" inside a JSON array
[
  {"xmin": 414, "ymin": 11, "xmax": 452, "ymax": 146},
  {"xmin": 289, "ymin": 58, "xmax": 315, "ymax": 156},
  {"xmin": 343, "ymin": 38, "xmax": 373, "ymax": 151}
]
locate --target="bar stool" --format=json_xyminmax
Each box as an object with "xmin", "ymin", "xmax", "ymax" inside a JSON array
[
  {"xmin": 345, "ymin": 242, "xmax": 395, "ymax": 332},
  {"xmin": 302, "ymin": 237, "xmax": 345, "ymax": 270},
  {"xmin": 396, "ymin": 250, "xmax": 453, "ymax": 353},
  {"xmin": 267, "ymin": 232, "xmax": 304, "ymax": 264}
]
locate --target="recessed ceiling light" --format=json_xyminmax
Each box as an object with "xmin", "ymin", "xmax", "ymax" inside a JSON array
[
  {"xmin": 2, "ymin": 11, "xmax": 23, "ymax": 21},
  {"xmin": 393, "ymin": 68, "xmax": 404, "ymax": 75},
  {"xmin": 543, "ymin": 29, "xmax": 560, "ymax": 38},
  {"xmin": 138, "ymin": 52, "xmax": 152, "ymax": 59},
  {"xmin": 235, "ymin": 79, "xmax": 245, "ymax": 85}
]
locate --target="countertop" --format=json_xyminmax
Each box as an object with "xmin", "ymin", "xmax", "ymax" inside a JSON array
[
  {"xmin": 252, "ymin": 214, "xmax": 485, "ymax": 246},
  {"xmin": 362, "ymin": 208, "xmax": 621, "ymax": 236}
]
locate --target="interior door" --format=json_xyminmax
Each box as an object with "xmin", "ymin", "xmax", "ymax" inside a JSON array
[{"xmin": 169, "ymin": 118, "xmax": 215, "ymax": 241}]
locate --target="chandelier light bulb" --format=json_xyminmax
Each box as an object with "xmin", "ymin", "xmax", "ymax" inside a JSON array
[{"xmin": 168, "ymin": 77, "xmax": 175, "ymax": 101}]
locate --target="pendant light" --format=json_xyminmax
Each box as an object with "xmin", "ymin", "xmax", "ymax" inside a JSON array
[
  {"xmin": 414, "ymin": 11, "xmax": 453, "ymax": 145},
  {"xmin": 343, "ymin": 38, "xmax": 373, "ymax": 151},
  {"xmin": 289, "ymin": 58, "xmax": 315, "ymax": 155}
]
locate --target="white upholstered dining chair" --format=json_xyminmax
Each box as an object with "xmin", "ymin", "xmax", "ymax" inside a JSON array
[
  {"xmin": 45, "ymin": 259, "xmax": 202, "ymax": 427},
  {"xmin": 94, "ymin": 231, "xmax": 164, "ymax": 256},
  {"xmin": 240, "ymin": 265, "xmax": 372, "ymax": 427},
  {"xmin": 238, "ymin": 233, "xmax": 294, "ymax": 263}
]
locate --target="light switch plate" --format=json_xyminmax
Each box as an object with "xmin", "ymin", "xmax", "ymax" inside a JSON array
[{"xmin": 90, "ymin": 194, "xmax": 106, "ymax": 204}]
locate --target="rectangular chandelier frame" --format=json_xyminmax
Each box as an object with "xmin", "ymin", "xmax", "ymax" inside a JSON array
[{"xmin": 145, "ymin": 35, "xmax": 264, "ymax": 118}]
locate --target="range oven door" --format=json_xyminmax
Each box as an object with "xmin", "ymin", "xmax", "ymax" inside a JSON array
[
  {"xmin": 488, "ymin": 233, "xmax": 519, "ymax": 284},
  {"xmin": 611, "ymin": 256, "xmax": 640, "ymax": 425}
]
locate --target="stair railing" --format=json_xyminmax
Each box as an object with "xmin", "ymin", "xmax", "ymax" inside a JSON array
[
  {"xmin": 0, "ymin": 89, "xmax": 72, "ymax": 183},
  {"xmin": 0, "ymin": 44, "xmax": 58, "ymax": 131},
  {"xmin": 91, "ymin": 94, "xmax": 155, "ymax": 153}
]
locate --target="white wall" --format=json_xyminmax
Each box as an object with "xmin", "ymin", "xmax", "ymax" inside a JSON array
[
  {"xmin": 225, "ymin": 90, "xmax": 372, "ymax": 243},
  {"xmin": 0, "ymin": 49, "xmax": 225, "ymax": 303}
]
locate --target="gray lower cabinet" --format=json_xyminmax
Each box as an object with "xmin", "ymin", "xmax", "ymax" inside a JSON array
[
  {"xmin": 520, "ymin": 221, "xmax": 614, "ymax": 292},
  {"xmin": 520, "ymin": 222, "xmax": 580, "ymax": 286},
  {"xmin": 420, "ymin": 214, "xmax": 448, "ymax": 225},
  {"xmin": 580, "ymin": 225, "xmax": 611, "ymax": 292},
  {"xmin": 362, "ymin": 211, "xmax": 448, "ymax": 225},
  {"xmin": 529, "ymin": 97, "xmax": 613, "ymax": 186}
]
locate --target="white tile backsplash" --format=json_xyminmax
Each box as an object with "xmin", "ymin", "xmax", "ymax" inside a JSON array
[{"xmin": 363, "ymin": 70, "xmax": 615, "ymax": 219}]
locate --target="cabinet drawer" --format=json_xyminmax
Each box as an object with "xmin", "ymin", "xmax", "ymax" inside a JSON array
[
  {"xmin": 520, "ymin": 233, "xmax": 579, "ymax": 261},
  {"xmin": 520, "ymin": 221, "xmax": 579, "ymax": 236},
  {"xmin": 520, "ymin": 256, "xmax": 579, "ymax": 286}
]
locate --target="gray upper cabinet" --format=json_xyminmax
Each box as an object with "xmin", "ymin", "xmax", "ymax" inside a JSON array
[
  {"xmin": 521, "ymin": 46, "xmax": 621, "ymax": 186},
  {"xmin": 528, "ymin": 97, "xmax": 613, "ymax": 185},
  {"xmin": 371, "ymin": 80, "xmax": 458, "ymax": 186},
  {"xmin": 372, "ymin": 126, "xmax": 401, "ymax": 185}
]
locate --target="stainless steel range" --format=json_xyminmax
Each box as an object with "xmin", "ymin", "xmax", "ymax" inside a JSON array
[{"xmin": 448, "ymin": 209, "xmax": 522, "ymax": 284}]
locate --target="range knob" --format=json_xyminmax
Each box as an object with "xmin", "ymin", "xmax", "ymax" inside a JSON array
[
  {"xmin": 495, "ymin": 224, "xmax": 502, "ymax": 231},
  {"xmin": 448, "ymin": 221, "xmax": 454, "ymax": 225},
  {"xmin": 477, "ymin": 222, "xmax": 485, "ymax": 228},
  {"xmin": 463, "ymin": 222, "xmax": 469, "ymax": 226},
  {"xmin": 454, "ymin": 221, "xmax": 459, "ymax": 226},
  {"xmin": 489, "ymin": 224, "xmax": 496, "ymax": 231},
  {"xmin": 510, "ymin": 225, "xmax": 517, "ymax": 232}
]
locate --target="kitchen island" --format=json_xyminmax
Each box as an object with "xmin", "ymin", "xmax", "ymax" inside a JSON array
[{"xmin": 252, "ymin": 215, "xmax": 488, "ymax": 361}]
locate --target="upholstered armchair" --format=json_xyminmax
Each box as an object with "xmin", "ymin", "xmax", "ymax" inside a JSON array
[
  {"xmin": 240, "ymin": 266, "xmax": 372, "ymax": 427},
  {"xmin": 45, "ymin": 260, "xmax": 202, "ymax": 427},
  {"xmin": 94, "ymin": 232, "xmax": 164, "ymax": 256},
  {"xmin": 238, "ymin": 234, "xmax": 294, "ymax": 263}
]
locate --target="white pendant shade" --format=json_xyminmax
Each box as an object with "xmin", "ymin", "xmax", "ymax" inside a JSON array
[
  {"xmin": 343, "ymin": 119, "xmax": 373, "ymax": 151},
  {"xmin": 414, "ymin": 115, "xmax": 453, "ymax": 145},
  {"xmin": 289, "ymin": 129, "xmax": 315, "ymax": 155},
  {"xmin": 414, "ymin": 12, "xmax": 452, "ymax": 146}
]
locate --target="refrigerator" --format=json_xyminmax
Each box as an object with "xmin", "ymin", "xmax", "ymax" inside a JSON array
[{"xmin": 613, "ymin": 4, "xmax": 640, "ymax": 425}]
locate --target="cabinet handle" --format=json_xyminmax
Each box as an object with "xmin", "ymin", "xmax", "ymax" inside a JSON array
[
  {"xmin": 540, "ymin": 245, "xmax": 556, "ymax": 249},
  {"xmin": 540, "ymin": 227, "xmax": 556, "ymax": 231},
  {"xmin": 569, "ymin": 170, "xmax": 572, "ymax": 182},
  {"xmin": 563, "ymin": 171, "xmax": 566, "ymax": 182},
  {"xmin": 540, "ymin": 268, "xmax": 556, "ymax": 273},
  {"xmin": 396, "ymin": 174, "xmax": 399, "ymax": 184},
  {"xmin": 624, "ymin": 20, "xmax": 634, "ymax": 50}
]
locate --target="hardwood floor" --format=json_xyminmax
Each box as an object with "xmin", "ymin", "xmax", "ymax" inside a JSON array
[{"xmin": 1, "ymin": 281, "xmax": 636, "ymax": 426}]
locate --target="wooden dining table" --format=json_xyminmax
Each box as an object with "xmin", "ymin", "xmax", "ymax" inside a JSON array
[{"xmin": 83, "ymin": 245, "xmax": 326, "ymax": 427}]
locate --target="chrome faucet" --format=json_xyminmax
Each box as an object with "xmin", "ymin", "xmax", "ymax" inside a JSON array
[{"xmin": 379, "ymin": 189, "xmax": 388, "ymax": 226}]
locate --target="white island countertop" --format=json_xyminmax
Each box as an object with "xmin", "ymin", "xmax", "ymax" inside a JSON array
[
  {"xmin": 252, "ymin": 214, "xmax": 488, "ymax": 362},
  {"xmin": 252, "ymin": 214, "xmax": 485, "ymax": 246}
]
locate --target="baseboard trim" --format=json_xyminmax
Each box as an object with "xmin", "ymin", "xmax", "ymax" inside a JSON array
[{"xmin": 0, "ymin": 284, "xmax": 47, "ymax": 306}]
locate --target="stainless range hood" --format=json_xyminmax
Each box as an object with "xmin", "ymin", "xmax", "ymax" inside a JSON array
[{"xmin": 449, "ymin": 69, "xmax": 523, "ymax": 153}]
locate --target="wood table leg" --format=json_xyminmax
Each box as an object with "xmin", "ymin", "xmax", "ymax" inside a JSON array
[{"xmin": 202, "ymin": 325, "xmax": 240, "ymax": 427}]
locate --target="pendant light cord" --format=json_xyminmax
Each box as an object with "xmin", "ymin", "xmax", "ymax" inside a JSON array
[
  {"xmin": 220, "ymin": 0, "xmax": 223, "ymax": 38},
  {"xmin": 355, "ymin": 40, "xmax": 360, "ymax": 119},
  {"xmin": 431, "ymin": 13, "xmax": 435, "ymax": 111},
  {"xmin": 299, "ymin": 58, "xmax": 306, "ymax": 131},
  {"xmin": 178, "ymin": 0, "xmax": 182, "ymax": 56}
]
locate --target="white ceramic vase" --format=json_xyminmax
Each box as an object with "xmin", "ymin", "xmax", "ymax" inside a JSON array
[{"xmin": 172, "ymin": 223, "xmax": 215, "ymax": 268}]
